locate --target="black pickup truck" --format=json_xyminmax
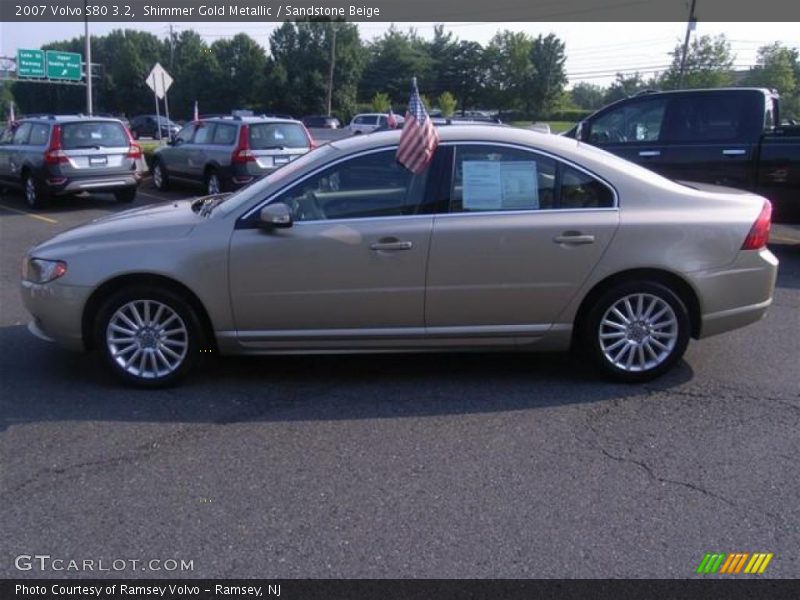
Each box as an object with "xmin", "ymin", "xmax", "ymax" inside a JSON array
[{"xmin": 565, "ymin": 88, "xmax": 800, "ymax": 220}]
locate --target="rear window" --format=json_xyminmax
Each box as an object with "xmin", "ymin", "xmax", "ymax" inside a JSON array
[
  {"xmin": 249, "ymin": 123, "xmax": 309, "ymax": 150},
  {"xmin": 61, "ymin": 121, "xmax": 128, "ymax": 149}
]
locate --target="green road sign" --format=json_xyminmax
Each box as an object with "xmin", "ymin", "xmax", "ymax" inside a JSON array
[
  {"xmin": 46, "ymin": 50, "xmax": 82, "ymax": 81},
  {"xmin": 17, "ymin": 49, "xmax": 45, "ymax": 78}
]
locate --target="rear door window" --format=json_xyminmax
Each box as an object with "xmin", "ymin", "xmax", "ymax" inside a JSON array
[
  {"xmin": 61, "ymin": 121, "xmax": 128, "ymax": 149},
  {"xmin": 28, "ymin": 123, "xmax": 51, "ymax": 146},
  {"xmin": 192, "ymin": 123, "xmax": 215, "ymax": 145},
  {"xmin": 249, "ymin": 123, "xmax": 309, "ymax": 149},
  {"xmin": 212, "ymin": 123, "xmax": 238, "ymax": 145},
  {"xmin": 662, "ymin": 93, "xmax": 759, "ymax": 142},
  {"xmin": 12, "ymin": 123, "xmax": 32, "ymax": 145}
]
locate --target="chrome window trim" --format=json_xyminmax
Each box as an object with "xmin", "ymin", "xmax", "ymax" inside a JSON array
[{"xmin": 237, "ymin": 140, "xmax": 619, "ymax": 224}]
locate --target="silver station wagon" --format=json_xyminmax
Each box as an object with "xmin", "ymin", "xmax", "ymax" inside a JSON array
[{"xmin": 21, "ymin": 126, "xmax": 778, "ymax": 387}]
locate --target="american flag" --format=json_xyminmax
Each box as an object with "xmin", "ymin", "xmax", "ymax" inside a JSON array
[
  {"xmin": 387, "ymin": 107, "xmax": 397, "ymax": 129},
  {"xmin": 396, "ymin": 78, "xmax": 439, "ymax": 173}
]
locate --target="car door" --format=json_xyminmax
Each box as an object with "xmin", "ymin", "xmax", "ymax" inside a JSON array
[
  {"xmin": 586, "ymin": 96, "xmax": 670, "ymax": 169},
  {"xmin": 658, "ymin": 91, "xmax": 761, "ymax": 189},
  {"xmin": 425, "ymin": 143, "xmax": 620, "ymax": 332},
  {"xmin": 0, "ymin": 124, "xmax": 18, "ymax": 185},
  {"xmin": 161, "ymin": 123, "xmax": 197, "ymax": 177},
  {"xmin": 185, "ymin": 122, "xmax": 216, "ymax": 181},
  {"xmin": 5, "ymin": 122, "xmax": 32, "ymax": 185},
  {"xmin": 228, "ymin": 148, "xmax": 434, "ymax": 346}
]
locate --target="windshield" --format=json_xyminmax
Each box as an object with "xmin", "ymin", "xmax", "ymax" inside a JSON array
[
  {"xmin": 217, "ymin": 144, "xmax": 336, "ymax": 216},
  {"xmin": 61, "ymin": 121, "xmax": 129, "ymax": 149},
  {"xmin": 249, "ymin": 123, "xmax": 309, "ymax": 149}
]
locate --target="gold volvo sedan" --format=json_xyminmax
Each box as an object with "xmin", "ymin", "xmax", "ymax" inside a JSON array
[{"xmin": 21, "ymin": 126, "xmax": 778, "ymax": 387}]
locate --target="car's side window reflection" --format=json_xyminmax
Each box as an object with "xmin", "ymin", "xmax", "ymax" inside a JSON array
[
  {"xmin": 451, "ymin": 145, "xmax": 557, "ymax": 212},
  {"xmin": 272, "ymin": 149, "xmax": 426, "ymax": 222}
]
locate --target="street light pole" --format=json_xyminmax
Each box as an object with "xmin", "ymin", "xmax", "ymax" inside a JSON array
[
  {"xmin": 84, "ymin": 0, "xmax": 92, "ymax": 115},
  {"xmin": 678, "ymin": 0, "xmax": 697, "ymax": 89}
]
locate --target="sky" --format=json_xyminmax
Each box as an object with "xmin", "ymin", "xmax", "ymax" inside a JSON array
[{"xmin": 1, "ymin": 21, "xmax": 799, "ymax": 87}]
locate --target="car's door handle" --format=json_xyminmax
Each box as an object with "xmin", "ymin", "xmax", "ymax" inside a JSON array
[
  {"xmin": 370, "ymin": 240, "xmax": 413, "ymax": 251},
  {"xmin": 722, "ymin": 149, "xmax": 747, "ymax": 156},
  {"xmin": 554, "ymin": 233, "xmax": 595, "ymax": 245},
  {"xmin": 638, "ymin": 150, "xmax": 661, "ymax": 157}
]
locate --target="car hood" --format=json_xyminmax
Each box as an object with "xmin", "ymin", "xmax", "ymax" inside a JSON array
[{"xmin": 31, "ymin": 200, "xmax": 203, "ymax": 255}]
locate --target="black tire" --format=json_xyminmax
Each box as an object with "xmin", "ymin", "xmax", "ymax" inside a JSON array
[
  {"xmin": 152, "ymin": 159, "xmax": 170, "ymax": 191},
  {"xmin": 580, "ymin": 280, "xmax": 690, "ymax": 382},
  {"xmin": 204, "ymin": 168, "xmax": 224, "ymax": 195},
  {"xmin": 115, "ymin": 187, "xmax": 137, "ymax": 203},
  {"xmin": 93, "ymin": 286, "xmax": 205, "ymax": 388},
  {"xmin": 23, "ymin": 172, "xmax": 49, "ymax": 209}
]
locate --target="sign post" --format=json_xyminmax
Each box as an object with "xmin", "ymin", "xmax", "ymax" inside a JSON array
[{"xmin": 145, "ymin": 63, "xmax": 174, "ymax": 142}]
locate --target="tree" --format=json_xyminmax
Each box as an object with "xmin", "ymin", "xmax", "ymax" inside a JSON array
[
  {"xmin": 660, "ymin": 34, "xmax": 734, "ymax": 90},
  {"xmin": 267, "ymin": 20, "xmax": 364, "ymax": 119},
  {"xmin": 529, "ymin": 33, "xmax": 568, "ymax": 117},
  {"xmin": 169, "ymin": 30, "xmax": 220, "ymax": 118},
  {"xmin": 426, "ymin": 25, "xmax": 461, "ymax": 99},
  {"xmin": 603, "ymin": 73, "xmax": 651, "ymax": 104},
  {"xmin": 570, "ymin": 82, "xmax": 606, "ymax": 110},
  {"xmin": 742, "ymin": 43, "xmax": 799, "ymax": 119},
  {"xmin": 484, "ymin": 30, "xmax": 536, "ymax": 113},
  {"xmin": 450, "ymin": 40, "xmax": 488, "ymax": 113},
  {"xmin": 211, "ymin": 34, "xmax": 267, "ymax": 112},
  {"xmin": 437, "ymin": 91, "xmax": 457, "ymax": 117},
  {"xmin": 371, "ymin": 92, "xmax": 391, "ymax": 113},
  {"xmin": 361, "ymin": 26, "xmax": 432, "ymax": 104}
]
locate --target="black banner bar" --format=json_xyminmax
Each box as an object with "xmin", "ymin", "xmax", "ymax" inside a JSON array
[
  {"xmin": 3, "ymin": 579, "xmax": 800, "ymax": 600},
  {"xmin": 2, "ymin": 0, "xmax": 800, "ymax": 22}
]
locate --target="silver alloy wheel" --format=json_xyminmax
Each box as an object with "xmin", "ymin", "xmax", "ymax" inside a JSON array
[
  {"xmin": 106, "ymin": 299, "xmax": 188, "ymax": 380},
  {"xmin": 153, "ymin": 164, "xmax": 163, "ymax": 189},
  {"xmin": 598, "ymin": 293, "xmax": 678, "ymax": 372},
  {"xmin": 25, "ymin": 177, "xmax": 37, "ymax": 207},
  {"xmin": 207, "ymin": 173, "xmax": 220, "ymax": 195}
]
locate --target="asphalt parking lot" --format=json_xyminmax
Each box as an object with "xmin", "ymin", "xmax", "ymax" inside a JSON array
[{"xmin": 0, "ymin": 182, "xmax": 798, "ymax": 578}]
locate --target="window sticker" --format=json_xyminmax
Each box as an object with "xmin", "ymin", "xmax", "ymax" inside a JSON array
[{"xmin": 462, "ymin": 161, "xmax": 538, "ymax": 210}]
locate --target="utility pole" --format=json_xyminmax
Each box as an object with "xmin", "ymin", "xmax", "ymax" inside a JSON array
[
  {"xmin": 326, "ymin": 23, "xmax": 337, "ymax": 116},
  {"xmin": 169, "ymin": 24, "xmax": 175, "ymax": 70},
  {"xmin": 678, "ymin": 0, "xmax": 697, "ymax": 89},
  {"xmin": 84, "ymin": 0, "xmax": 92, "ymax": 115}
]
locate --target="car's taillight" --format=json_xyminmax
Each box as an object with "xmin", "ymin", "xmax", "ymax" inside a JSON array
[
  {"xmin": 741, "ymin": 200, "xmax": 772, "ymax": 250},
  {"xmin": 123, "ymin": 126, "xmax": 142, "ymax": 159},
  {"xmin": 232, "ymin": 124, "xmax": 255, "ymax": 164},
  {"xmin": 43, "ymin": 125, "xmax": 68, "ymax": 165},
  {"xmin": 302, "ymin": 124, "xmax": 317, "ymax": 149}
]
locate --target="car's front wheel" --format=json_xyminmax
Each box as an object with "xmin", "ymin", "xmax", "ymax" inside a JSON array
[
  {"xmin": 582, "ymin": 281, "xmax": 690, "ymax": 382},
  {"xmin": 94, "ymin": 286, "xmax": 204, "ymax": 387}
]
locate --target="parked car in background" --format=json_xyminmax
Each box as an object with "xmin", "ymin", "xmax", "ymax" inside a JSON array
[
  {"xmin": 151, "ymin": 115, "xmax": 314, "ymax": 195},
  {"xmin": 129, "ymin": 115, "xmax": 180, "ymax": 140},
  {"xmin": 302, "ymin": 115, "xmax": 341, "ymax": 129},
  {"xmin": 566, "ymin": 88, "xmax": 800, "ymax": 220},
  {"xmin": 347, "ymin": 113, "xmax": 404, "ymax": 135},
  {"xmin": 21, "ymin": 126, "xmax": 777, "ymax": 386},
  {"xmin": 0, "ymin": 115, "xmax": 142, "ymax": 208}
]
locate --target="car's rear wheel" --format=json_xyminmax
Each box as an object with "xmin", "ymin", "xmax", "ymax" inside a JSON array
[
  {"xmin": 152, "ymin": 160, "xmax": 169, "ymax": 191},
  {"xmin": 23, "ymin": 173, "xmax": 49, "ymax": 209},
  {"xmin": 582, "ymin": 281, "xmax": 690, "ymax": 382},
  {"xmin": 94, "ymin": 286, "xmax": 204, "ymax": 387},
  {"xmin": 115, "ymin": 188, "xmax": 137, "ymax": 203},
  {"xmin": 205, "ymin": 169, "xmax": 222, "ymax": 195}
]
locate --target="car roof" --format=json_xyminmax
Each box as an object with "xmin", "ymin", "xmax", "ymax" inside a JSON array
[
  {"xmin": 20, "ymin": 115, "xmax": 124, "ymax": 124},
  {"xmin": 204, "ymin": 116, "xmax": 302, "ymax": 125}
]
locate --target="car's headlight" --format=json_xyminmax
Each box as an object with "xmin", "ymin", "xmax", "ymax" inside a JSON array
[{"xmin": 23, "ymin": 258, "xmax": 68, "ymax": 284}]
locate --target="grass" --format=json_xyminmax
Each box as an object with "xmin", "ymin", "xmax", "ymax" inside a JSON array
[{"xmin": 510, "ymin": 121, "xmax": 575, "ymax": 133}]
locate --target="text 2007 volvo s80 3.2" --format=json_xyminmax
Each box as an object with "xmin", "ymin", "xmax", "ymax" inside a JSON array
[{"xmin": 21, "ymin": 126, "xmax": 778, "ymax": 387}]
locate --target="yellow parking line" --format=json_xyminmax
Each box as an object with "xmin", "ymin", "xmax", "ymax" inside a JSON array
[{"xmin": 0, "ymin": 203, "xmax": 58, "ymax": 224}]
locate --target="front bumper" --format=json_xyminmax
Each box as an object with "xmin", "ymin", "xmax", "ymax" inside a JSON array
[{"xmin": 20, "ymin": 280, "xmax": 93, "ymax": 351}]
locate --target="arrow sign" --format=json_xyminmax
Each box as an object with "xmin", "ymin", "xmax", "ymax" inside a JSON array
[{"xmin": 145, "ymin": 62, "xmax": 173, "ymax": 100}]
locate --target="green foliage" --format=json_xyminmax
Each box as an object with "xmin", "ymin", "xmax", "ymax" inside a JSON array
[
  {"xmin": 660, "ymin": 34, "xmax": 734, "ymax": 90},
  {"xmin": 570, "ymin": 82, "xmax": 606, "ymax": 110},
  {"xmin": 437, "ymin": 91, "xmax": 457, "ymax": 117},
  {"xmin": 742, "ymin": 43, "xmax": 799, "ymax": 119},
  {"xmin": 603, "ymin": 73, "xmax": 656, "ymax": 104},
  {"xmin": 361, "ymin": 26, "xmax": 432, "ymax": 103},
  {"xmin": 371, "ymin": 92, "xmax": 391, "ymax": 113}
]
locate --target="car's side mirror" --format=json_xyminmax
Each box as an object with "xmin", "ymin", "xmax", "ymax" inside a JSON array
[
  {"xmin": 575, "ymin": 120, "xmax": 589, "ymax": 142},
  {"xmin": 259, "ymin": 203, "xmax": 293, "ymax": 229},
  {"xmin": 170, "ymin": 135, "xmax": 182, "ymax": 146}
]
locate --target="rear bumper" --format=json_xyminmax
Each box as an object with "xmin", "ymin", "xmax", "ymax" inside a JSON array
[
  {"xmin": 689, "ymin": 248, "xmax": 779, "ymax": 339},
  {"xmin": 48, "ymin": 173, "xmax": 141, "ymax": 195}
]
